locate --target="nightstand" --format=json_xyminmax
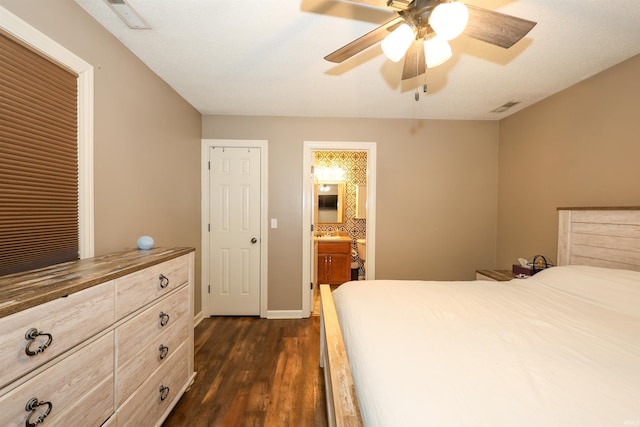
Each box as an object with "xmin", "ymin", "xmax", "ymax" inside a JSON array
[{"xmin": 475, "ymin": 269, "xmax": 516, "ymax": 281}]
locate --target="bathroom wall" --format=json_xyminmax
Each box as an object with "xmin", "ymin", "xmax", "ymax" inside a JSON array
[
  {"xmin": 314, "ymin": 151, "xmax": 367, "ymax": 239},
  {"xmin": 314, "ymin": 151, "xmax": 368, "ymax": 275}
]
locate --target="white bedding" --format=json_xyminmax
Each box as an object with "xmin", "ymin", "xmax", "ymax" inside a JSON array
[{"xmin": 332, "ymin": 266, "xmax": 640, "ymax": 427}]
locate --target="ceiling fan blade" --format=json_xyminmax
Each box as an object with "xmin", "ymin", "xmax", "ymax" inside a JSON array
[
  {"xmin": 343, "ymin": 0, "xmax": 412, "ymax": 11},
  {"xmin": 464, "ymin": 4, "xmax": 537, "ymax": 49},
  {"xmin": 325, "ymin": 16, "xmax": 404, "ymax": 63},
  {"xmin": 402, "ymin": 39, "xmax": 425, "ymax": 80}
]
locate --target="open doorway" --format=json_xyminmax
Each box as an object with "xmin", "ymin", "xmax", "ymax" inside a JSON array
[{"xmin": 301, "ymin": 141, "xmax": 377, "ymax": 318}]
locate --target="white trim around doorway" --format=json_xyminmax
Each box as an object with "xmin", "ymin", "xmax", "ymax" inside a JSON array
[
  {"xmin": 301, "ymin": 141, "xmax": 377, "ymax": 318},
  {"xmin": 201, "ymin": 139, "xmax": 269, "ymax": 318}
]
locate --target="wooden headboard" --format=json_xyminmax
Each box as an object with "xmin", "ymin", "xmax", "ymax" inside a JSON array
[{"xmin": 557, "ymin": 207, "xmax": 640, "ymax": 271}]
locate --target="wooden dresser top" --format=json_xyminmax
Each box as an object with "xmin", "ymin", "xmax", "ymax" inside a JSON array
[{"xmin": 0, "ymin": 247, "xmax": 194, "ymax": 318}]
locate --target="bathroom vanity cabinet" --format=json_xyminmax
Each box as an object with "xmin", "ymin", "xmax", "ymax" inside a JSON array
[
  {"xmin": 317, "ymin": 240, "xmax": 352, "ymax": 285},
  {"xmin": 0, "ymin": 247, "xmax": 195, "ymax": 427}
]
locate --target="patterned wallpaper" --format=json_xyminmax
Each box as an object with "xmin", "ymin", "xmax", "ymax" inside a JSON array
[{"xmin": 314, "ymin": 151, "xmax": 367, "ymax": 275}]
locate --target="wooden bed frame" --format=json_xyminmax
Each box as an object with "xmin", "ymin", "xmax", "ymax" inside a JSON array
[{"xmin": 319, "ymin": 207, "xmax": 640, "ymax": 426}]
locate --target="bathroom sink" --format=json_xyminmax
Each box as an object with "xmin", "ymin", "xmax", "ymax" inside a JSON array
[{"xmin": 315, "ymin": 235, "xmax": 350, "ymax": 241}]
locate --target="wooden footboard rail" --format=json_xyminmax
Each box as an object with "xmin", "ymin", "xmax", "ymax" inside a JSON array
[{"xmin": 319, "ymin": 284, "xmax": 363, "ymax": 427}]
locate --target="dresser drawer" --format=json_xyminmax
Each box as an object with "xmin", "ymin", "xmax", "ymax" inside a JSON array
[
  {"xmin": 116, "ymin": 285, "xmax": 189, "ymax": 367},
  {"xmin": 0, "ymin": 281, "xmax": 115, "ymax": 388},
  {"xmin": 115, "ymin": 255, "xmax": 189, "ymax": 319},
  {"xmin": 116, "ymin": 287, "xmax": 189, "ymax": 406},
  {"xmin": 117, "ymin": 341, "xmax": 188, "ymax": 427},
  {"xmin": 0, "ymin": 332, "xmax": 114, "ymax": 427}
]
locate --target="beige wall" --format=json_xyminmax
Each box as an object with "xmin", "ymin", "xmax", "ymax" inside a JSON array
[
  {"xmin": 203, "ymin": 116, "xmax": 499, "ymax": 310},
  {"xmin": 16, "ymin": 0, "xmax": 631, "ymax": 313},
  {"xmin": 497, "ymin": 54, "xmax": 640, "ymax": 268},
  {"xmin": 1, "ymin": 1, "xmax": 203, "ymax": 309}
]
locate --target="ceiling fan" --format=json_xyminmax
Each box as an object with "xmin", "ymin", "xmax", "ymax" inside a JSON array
[{"xmin": 325, "ymin": 0, "xmax": 537, "ymax": 82}]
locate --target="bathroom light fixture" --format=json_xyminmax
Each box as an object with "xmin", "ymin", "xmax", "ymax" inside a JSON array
[
  {"xmin": 315, "ymin": 166, "xmax": 345, "ymax": 182},
  {"xmin": 381, "ymin": 23, "xmax": 416, "ymax": 63},
  {"xmin": 429, "ymin": 1, "xmax": 469, "ymax": 41},
  {"xmin": 104, "ymin": 0, "xmax": 151, "ymax": 29}
]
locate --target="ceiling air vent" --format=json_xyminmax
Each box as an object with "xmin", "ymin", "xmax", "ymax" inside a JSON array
[
  {"xmin": 105, "ymin": 0, "xmax": 151, "ymax": 29},
  {"xmin": 491, "ymin": 101, "xmax": 521, "ymax": 113}
]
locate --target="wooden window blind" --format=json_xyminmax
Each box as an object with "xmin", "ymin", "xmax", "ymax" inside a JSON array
[{"xmin": 0, "ymin": 30, "xmax": 79, "ymax": 276}]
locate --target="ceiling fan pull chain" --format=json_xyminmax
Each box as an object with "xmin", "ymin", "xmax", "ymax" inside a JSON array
[
  {"xmin": 421, "ymin": 31, "xmax": 427, "ymax": 95},
  {"xmin": 424, "ymin": 70, "xmax": 428, "ymax": 93},
  {"xmin": 414, "ymin": 41, "xmax": 420, "ymax": 101}
]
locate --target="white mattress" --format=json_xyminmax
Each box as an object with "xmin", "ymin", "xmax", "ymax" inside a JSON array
[{"xmin": 332, "ymin": 265, "xmax": 640, "ymax": 427}]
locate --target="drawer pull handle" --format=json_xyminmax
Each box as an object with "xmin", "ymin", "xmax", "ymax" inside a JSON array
[
  {"xmin": 159, "ymin": 274, "xmax": 170, "ymax": 289},
  {"xmin": 159, "ymin": 311, "xmax": 170, "ymax": 327},
  {"xmin": 159, "ymin": 385, "xmax": 170, "ymax": 401},
  {"xmin": 159, "ymin": 344, "xmax": 169, "ymax": 360},
  {"xmin": 24, "ymin": 328, "xmax": 53, "ymax": 357},
  {"xmin": 25, "ymin": 397, "xmax": 52, "ymax": 427}
]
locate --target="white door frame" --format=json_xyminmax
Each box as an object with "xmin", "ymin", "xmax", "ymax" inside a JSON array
[
  {"xmin": 201, "ymin": 139, "xmax": 269, "ymax": 318},
  {"xmin": 301, "ymin": 141, "xmax": 377, "ymax": 318}
]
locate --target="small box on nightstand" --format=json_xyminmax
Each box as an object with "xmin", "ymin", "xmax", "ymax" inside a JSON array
[{"xmin": 512, "ymin": 264, "xmax": 534, "ymax": 277}]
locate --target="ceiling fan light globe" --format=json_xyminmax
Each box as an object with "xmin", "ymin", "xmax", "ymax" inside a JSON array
[
  {"xmin": 424, "ymin": 36, "xmax": 452, "ymax": 68},
  {"xmin": 429, "ymin": 2, "xmax": 469, "ymax": 41},
  {"xmin": 381, "ymin": 23, "xmax": 415, "ymax": 62}
]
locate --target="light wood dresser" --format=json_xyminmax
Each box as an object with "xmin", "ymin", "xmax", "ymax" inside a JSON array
[{"xmin": 0, "ymin": 247, "xmax": 195, "ymax": 427}]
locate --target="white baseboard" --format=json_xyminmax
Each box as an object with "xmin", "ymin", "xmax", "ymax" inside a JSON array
[
  {"xmin": 194, "ymin": 311, "xmax": 204, "ymax": 326},
  {"xmin": 266, "ymin": 310, "xmax": 303, "ymax": 319}
]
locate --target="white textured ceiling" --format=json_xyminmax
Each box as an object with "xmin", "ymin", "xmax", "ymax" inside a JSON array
[{"xmin": 74, "ymin": 0, "xmax": 640, "ymax": 120}]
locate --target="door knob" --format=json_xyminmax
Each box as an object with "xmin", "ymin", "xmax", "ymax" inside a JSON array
[{"xmin": 251, "ymin": 237, "xmax": 258, "ymax": 244}]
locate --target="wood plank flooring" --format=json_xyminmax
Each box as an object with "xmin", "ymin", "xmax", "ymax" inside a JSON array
[{"xmin": 163, "ymin": 315, "xmax": 328, "ymax": 427}]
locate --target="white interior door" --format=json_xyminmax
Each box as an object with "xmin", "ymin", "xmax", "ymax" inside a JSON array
[{"xmin": 209, "ymin": 146, "xmax": 261, "ymax": 315}]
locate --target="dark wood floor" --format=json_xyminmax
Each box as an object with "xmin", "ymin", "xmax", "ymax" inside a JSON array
[{"xmin": 163, "ymin": 314, "xmax": 328, "ymax": 427}]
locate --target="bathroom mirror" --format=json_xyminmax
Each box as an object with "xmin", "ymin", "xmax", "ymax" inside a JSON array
[{"xmin": 315, "ymin": 182, "xmax": 346, "ymax": 224}]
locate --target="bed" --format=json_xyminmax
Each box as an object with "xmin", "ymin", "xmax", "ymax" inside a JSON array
[{"xmin": 319, "ymin": 207, "xmax": 640, "ymax": 427}]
